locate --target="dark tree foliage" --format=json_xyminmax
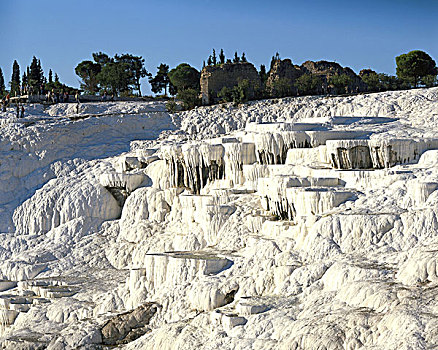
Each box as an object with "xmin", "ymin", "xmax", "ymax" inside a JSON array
[
  {"xmin": 212, "ymin": 49, "xmax": 217, "ymax": 65},
  {"xmin": 379, "ymin": 73, "xmax": 404, "ymax": 91},
  {"xmin": 217, "ymin": 79, "xmax": 251, "ymax": 105},
  {"xmin": 271, "ymin": 77, "xmax": 293, "ymax": 98},
  {"xmin": 219, "ymin": 49, "xmax": 225, "ymax": 64},
  {"xmin": 75, "ymin": 52, "xmax": 149, "ymax": 96},
  {"xmin": 203, "ymin": 61, "xmax": 206, "ymax": 69},
  {"xmin": 149, "ymin": 63, "xmax": 171, "ymax": 95},
  {"xmin": 359, "ymin": 69, "xmax": 381, "ymax": 92},
  {"xmin": 207, "ymin": 55, "xmax": 212, "ymax": 66},
  {"xmin": 115, "ymin": 54, "xmax": 149, "ymax": 96},
  {"xmin": 10, "ymin": 60, "xmax": 21, "ymax": 96},
  {"xmin": 168, "ymin": 63, "xmax": 200, "ymax": 92},
  {"xmin": 294, "ymin": 74, "xmax": 322, "ymax": 95},
  {"xmin": 97, "ymin": 61, "xmax": 132, "ymax": 95},
  {"xmin": 0, "ymin": 67, "xmax": 5, "ymax": 95},
  {"xmin": 259, "ymin": 64, "xmax": 268, "ymax": 84},
  {"xmin": 177, "ymin": 88, "xmax": 200, "ymax": 110},
  {"xmin": 29, "ymin": 57, "xmax": 44, "ymax": 92},
  {"xmin": 270, "ymin": 52, "xmax": 281, "ymax": 70},
  {"xmin": 48, "ymin": 69, "xmax": 53, "ymax": 84},
  {"xmin": 396, "ymin": 50, "xmax": 437, "ymax": 87},
  {"xmin": 241, "ymin": 52, "xmax": 247, "ymax": 62},
  {"xmin": 75, "ymin": 61, "xmax": 101, "ymax": 94},
  {"xmin": 270, "ymin": 57, "xmax": 275, "ymax": 70},
  {"xmin": 328, "ymin": 74, "xmax": 353, "ymax": 94},
  {"xmin": 22, "ymin": 72, "xmax": 27, "ymax": 88},
  {"xmin": 168, "ymin": 81, "xmax": 177, "ymax": 96},
  {"xmin": 92, "ymin": 52, "xmax": 112, "ymax": 66},
  {"xmin": 422, "ymin": 75, "xmax": 438, "ymax": 87},
  {"xmin": 233, "ymin": 52, "xmax": 240, "ymax": 63},
  {"xmin": 54, "ymin": 73, "xmax": 59, "ymax": 83}
]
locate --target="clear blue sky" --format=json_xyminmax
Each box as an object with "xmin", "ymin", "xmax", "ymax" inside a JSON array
[{"xmin": 1, "ymin": 0, "xmax": 437, "ymax": 95}]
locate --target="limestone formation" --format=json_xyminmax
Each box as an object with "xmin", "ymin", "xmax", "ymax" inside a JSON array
[{"xmin": 1, "ymin": 89, "xmax": 438, "ymax": 349}]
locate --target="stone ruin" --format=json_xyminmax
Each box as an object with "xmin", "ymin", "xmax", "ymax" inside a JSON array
[
  {"xmin": 200, "ymin": 62, "xmax": 261, "ymax": 105},
  {"xmin": 200, "ymin": 59, "xmax": 367, "ymax": 105}
]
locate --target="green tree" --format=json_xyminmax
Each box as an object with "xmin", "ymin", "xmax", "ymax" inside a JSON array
[
  {"xmin": 294, "ymin": 74, "xmax": 322, "ymax": 95},
  {"xmin": 217, "ymin": 79, "xmax": 251, "ymax": 105},
  {"xmin": 168, "ymin": 63, "xmax": 200, "ymax": 92},
  {"xmin": 0, "ymin": 67, "xmax": 5, "ymax": 95},
  {"xmin": 241, "ymin": 52, "xmax": 247, "ymax": 62},
  {"xmin": 422, "ymin": 74, "xmax": 437, "ymax": 87},
  {"xmin": 97, "ymin": 61, "xmax": 132, "ymax": 96},
  {"xmin": 75, "ymin": 60, "xmax": 102, "ymax": 94},
  {"xmin": 212, "ymin": 49, "xmax": 217, "ymax": 65},
  {"xmin": 396, "ymin": 50, "xmax": 437, "ymax": 87},
  {"xmin": 329, "ymin": 74, "xmax": 353, "ymax": 94},
  {"xmin": 115, "ymin": 54, "xmax": 149, "ymax": 96},
  {"xmin": 29, "ymin": 56, "xmax": 43, "ymax": 92},
  {"xmin": 207, "ymin": 55, "xmax": 212, "ymax": 66},
  {"xmin": 359, "ymin": 69, "xmax": 382, "ymax": 92},
  {"xmin": 219, "ymin": 49, "xmax": 225, "ymax": 64},
  {"xmin": 22, "ymin": 72, "xmax": 27, "ymax": 90},
  {"xmin": 378, "ymin": 73, "xmax": 401, "ymax": 91},
  {"xmin": 233, "ymin": 52, "xmax": 240, "ymax": 63},
  {"xmin": 148, "ymin": 63, "xmax": 171, "ymax": 95},
  {"xmin": 217, "ymin": 86, "xmax": 233, "ymax": 103},
  {"xmin": 48, "ymin": 69, "xmax": 53, "ymax": 84},
  {"xmin": 271, "ymin": 77, "xmax": 292, "ymax": 98},
  {"xmin": 233, "ymin": 79, "xmax": 251, "ymax": 104},
  {"xmin": 165, "ymin": 99, "xmax": 178, "ymax": 113},
  {"xmin": 92, "ymin": 52, "xmax": 112, "ymax": 66},
  {"xmin": 270, "ymin": 52, "xmax": 280, "ymax": 70},
  {"xmin": 259, "ymin": 64, "xmax": 267, "ymax": 84},
  {"xmin": 177, "ymin": 88, "xmax": 200, "ymax": 110},
  {"xmin": 10, "ymin": 60, "xmax": 21, "ymax": 96},
  {"xmin": 54, "ymin": 73, "xmax": 59, "ymax": 83}
]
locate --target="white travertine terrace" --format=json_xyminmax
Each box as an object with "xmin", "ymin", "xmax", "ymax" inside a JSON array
[{"xmin": 0, "ymin": 89, "xmax": 438, "ymax": 349}]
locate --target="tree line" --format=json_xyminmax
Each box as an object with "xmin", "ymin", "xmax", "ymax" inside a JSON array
[
  {"xmin": 0, "ymin": 49, "xmax": 436, "ymax": 110},
  {"xmin": 0, "ymin": 56, "xmax": 77, "ymax": 98}
]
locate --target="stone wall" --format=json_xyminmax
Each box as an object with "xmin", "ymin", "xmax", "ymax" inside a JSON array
[
  {"xmin": 266, "ymin": 59, "xmax": 304, "ymax": 96},
  {"xmin": 200, "ymin": 62, "xmax": 261, "ymax": 105},
  {"xmin": 301, "ymin": 60, "xmax": 367, "ymax": 94},
  {"xmin": 265, "ymin": 59, "xmax": 366, "ymax": 96}
]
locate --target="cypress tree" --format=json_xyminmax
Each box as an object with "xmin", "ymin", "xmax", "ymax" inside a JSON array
[
  {"xmin": 212, "ymin": 49, "xmax": 217, "ymax": 65},
  {"xmin": 233, "ymin": 52, "xmax": 240, "ymax": 63},
  {"xmin": 259, "ymin": 64, "xmax": 267, "ymax": 84},
  {"xmin": 241, "ymin": 52, "xmax": 247, "ymax": 62},
  {"xmin": 270, "ymin": 56, "xmax": 276, "ymax": 69},
  {"xmin": 29, "ymin": 56, "xmax": 43, "ymax": 91},
  {"xmin": 0, "ymin": 67, "xmax": 5, "ymax": 95},
  {"xmin": 48, "ymin": 69, "xmax": 53, "ymax": 84},
  {"xmin": 10, "ymin": 60, "xmax": 21, "ymax": 96},
  {"xmin": 219, "ymin": 49, "xmax": 225, "ymax": 64},
  {"xmin": 55, "ymin": 73, "xmax": 59, "ymax": 83},
  {"xmin": 37, "ymin": 59, "xmax": 44, "ymax": 81},
  {"xmin": 22, "ymin": 72, "xmax": 27, "ymax": 91},
  {"xmin": 207, "ymin": 56, "xmax": 212, "ymax": 66}
]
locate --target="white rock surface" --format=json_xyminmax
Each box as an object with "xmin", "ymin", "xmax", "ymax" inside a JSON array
[{"xmin": 1, "ymin": 89, "xmax": 438, "ymax": 349}]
